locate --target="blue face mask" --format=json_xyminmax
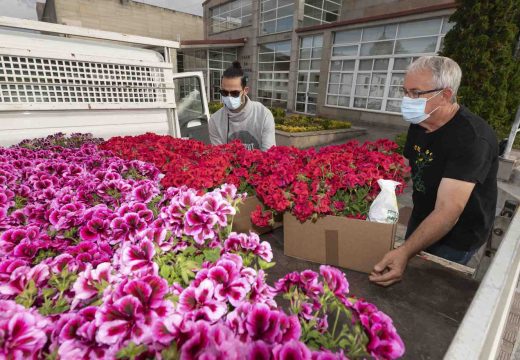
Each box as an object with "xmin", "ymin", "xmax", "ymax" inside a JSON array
[
  {"xmin": 401, "ymin": 90, "xmax": 442, "ymax": 124},
  {"xmin": 222, "ymin": 94, "xmax": 243, "ymax": 110}
]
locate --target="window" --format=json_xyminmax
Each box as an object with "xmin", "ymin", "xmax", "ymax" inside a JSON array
[
  {"xmin": 210, "ymin": 0, "xmax": 252, "ymax": 34},
  {"xmin": 326, "ymin": 16, "xmax": 454, "ymax": 113},
  {"xmin": 180, "ymin": 48, "xmax": 238, "ymax": 101},
  {"xmin": 257, "ymin": 41, "xmax": 291, "ymax": 108},
  {"xmin": 303, "ymin": 0, "xmax": 341, "ymax": 27},
  {"xmin": 296, "ymin": 35, "xmax": 322, "ymax": 114},
  {"xmin": 260, "ymin": 0, "xmax": 294, "ymax": 35},
  {"xmin": 208, "ymin": 48, "xmax": 238, "ymax": 101}
]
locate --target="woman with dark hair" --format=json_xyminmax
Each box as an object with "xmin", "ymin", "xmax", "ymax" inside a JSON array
[{"xmin": 208, "ymin": 61, "xmax": 275, "ymax": 151}]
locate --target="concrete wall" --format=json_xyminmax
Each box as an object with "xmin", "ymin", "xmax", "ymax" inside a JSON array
[{"xmin": 47, "ymin": 0, "xmax": 203, "ymax": 41}]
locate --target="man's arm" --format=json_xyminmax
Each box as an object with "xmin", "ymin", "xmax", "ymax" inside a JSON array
[
  {"xmin": 260, "ymin": 109, "xmax": 276, "ymax": 151},
  {"xmin": 369, "ymin": 178, "xmax": 475, "ymax": 286}
]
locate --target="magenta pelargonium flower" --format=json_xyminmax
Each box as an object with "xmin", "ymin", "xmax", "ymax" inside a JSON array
[
  {"xmin": 179, "ymin": 321, "xmax": 246, "ymax": 360},
  {"xmin": 0, "ymin": 263, "xmax": 49, "ymax": 297},
  {"xmin": 199, "ymin": 192, "xmax": 236, "ymax": 227},
  {"xmin": 179, "ymin": 278, "xmax": 227, "ymax": 323},
  {"xmin": 353, "ymin": 300, "xmax": 405, "ymax": 360},
  {"xmin": 273, "ymin": 340, "xmax": 312, "ymax": 360},
  {"xmin": 120, "ymin": 239, "xmax": 158, "ymax": 277},
  {"xmin": 0, "ymin": 300, "xmax": 49, "ymax": 359},
  {"xmin": 227, "ymin": 303, "xmax": 301, "ymax": 345},
  {"xmin": 224, "ymin": 232, "xmax": 273, "ymax": 262},
  {"xmin": 319, "ymin": 265, "xmax": 349, "ymax": 297},
  {"xmin": 95, "ymin": 276, "xmax": 171, "ymax": 346},
  {"xmin": 57, "ymin": 306, "xmax": 108, "ymax": 359},
  {"xmin": 72, "ymin": 262, "xmax": 115, "ymax": 308},
  {"xmin": 183, "ymin": 206, "xmax": 218, "ymax": 245},
  {"xmin": 131, "ymin": 181, "xmax": 160, "ymax": 203},
  {"xmin": 207, "ymin": 259, "xmax": 251, "ymax": 307}
]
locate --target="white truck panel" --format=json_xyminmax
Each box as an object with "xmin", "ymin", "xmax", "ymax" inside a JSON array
[{"xmin": 0, "ymin": 109, "xmax": 170, "ymax": 146}]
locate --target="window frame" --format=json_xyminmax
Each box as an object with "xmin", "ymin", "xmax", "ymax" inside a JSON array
[
  {"xmin": 260, "ymin": 0, "xmax": 295, "ymax": 35},
  {"xmin": 209, "ymin": 0, "xmax": 253, "ymax": 34},
  {"xmin": 325, "ymin": 16, "xmax": 453, "ymax": 115},
  {"xmin": 257, "ymin": 40, "xmax": 292, "ymax": 108}
]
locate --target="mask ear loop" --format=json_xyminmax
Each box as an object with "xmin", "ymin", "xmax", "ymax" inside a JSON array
[{"xmin": 426, "ymin": 89, "xmax": 444, "ymax": 116}]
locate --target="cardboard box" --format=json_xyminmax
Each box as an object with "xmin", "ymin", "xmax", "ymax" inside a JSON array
[
  {"xmin": 283, "ymin": 213, "xmax": 396, "ymax": 274},
  {"xmin": 232, "ymin": 196, "xmax": 283, "ymax": 235}
]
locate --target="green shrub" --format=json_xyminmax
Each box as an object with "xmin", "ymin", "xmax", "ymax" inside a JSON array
[
  {"xmin": 269, "ymin": 107, "xmax": 287, "ymax": 121},
  {"xmin": 208, "ymin": 101, "xmax": 223, "ymax": 114},
  {"xmin": 275, "ymin": 114, "xmax": 351, "ymax": 133},
  {"xmin": 394, "ymin": 132, "xmax": 407, "ymax": 155},
  {"xmin": 440, "ymin": 0, "xmax": 520, "ymax": 139}
]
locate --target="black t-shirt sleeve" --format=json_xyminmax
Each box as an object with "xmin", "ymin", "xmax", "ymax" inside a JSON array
[
  {"xmin": 403, "ymin": 126, "xmax": 413, "ymax": 160},
  {"xmin": 443, "ymin": 137, "xmax": 492, "ymax": 184}
]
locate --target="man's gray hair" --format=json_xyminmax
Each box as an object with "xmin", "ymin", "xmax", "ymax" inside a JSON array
[{"xmin": 407, "ymin": 56, "xmax": 462, "ymax": 102}]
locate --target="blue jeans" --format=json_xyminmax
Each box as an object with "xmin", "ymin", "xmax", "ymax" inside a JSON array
[
  {"xmin": 423, "ymin": 242, "xmax": 477, "ymax": 265},
  {"xmin": 406, "ymin": 215, "xmax": 478, "ymax": 265}
]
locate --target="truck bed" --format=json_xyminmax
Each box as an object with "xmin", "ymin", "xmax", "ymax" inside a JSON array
[{"xmin": 262, "ymin": 228, "xmax": 479, "ymax": 359}]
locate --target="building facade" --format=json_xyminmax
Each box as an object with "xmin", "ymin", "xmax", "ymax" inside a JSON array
[
  {"xmin": 184, "ymin": 0, "xmax": 457, "ymax": 129},
  {"xmin": 41, "ymin": 0, "xmax": 204, "ymax": 42}
]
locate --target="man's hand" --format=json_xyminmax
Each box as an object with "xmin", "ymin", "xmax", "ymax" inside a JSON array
[{"xmin": 369, "ymin": 247, "xmax": 410, "ymax": 287}]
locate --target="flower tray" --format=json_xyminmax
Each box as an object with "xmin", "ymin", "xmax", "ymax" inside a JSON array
[
  {"xmin": 233, "ymin": 196, "xmax": 283, "ymax": 235},
  {"xmin": 283, "ymin": 213, "xmax": 396, "ymax": 274}
]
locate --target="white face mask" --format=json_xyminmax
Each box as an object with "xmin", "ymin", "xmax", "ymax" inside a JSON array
[
  {"xmin": 401, "ymin": 90, "xmax": 443, "ymax": 124},
  {"xmin": 222, "ymin": 94, "xmax": 243, "ymax": 110}
]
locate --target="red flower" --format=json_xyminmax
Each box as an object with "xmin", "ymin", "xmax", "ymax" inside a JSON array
[{"xmin": 101, "ymin": 135, "xmax": 410, "ymax": 225}]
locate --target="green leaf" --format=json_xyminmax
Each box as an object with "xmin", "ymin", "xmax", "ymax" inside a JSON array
[
  {"xmin": 44, "ymin": 349, "xmax": 59, "ymax": 360},
  {"xmin": 258, "ymin": 259, "xmax": 276, "ymax": 270},
  {"xmin": 161, "ymin": 343, "xmax": 179, "ymax": 360},
  {"xmin": 202, "ymin": 248, "xmax": 221, "ymax": 263},
  {"xmin": 116, "ymin": 342, "xmax": 147, "ymax": 360},
  {"xmin": 33, "ymin": 248, "xmax": 58, "ymax": 265},
  {"xmin": 15, "ymin": 279, "xmax": 37, "ymax": 308}
]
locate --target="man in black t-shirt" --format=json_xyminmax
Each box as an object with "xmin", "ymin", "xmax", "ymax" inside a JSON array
[{"xmin": 370, "ymin": 56, "xmax": 498, "ymax": 287}]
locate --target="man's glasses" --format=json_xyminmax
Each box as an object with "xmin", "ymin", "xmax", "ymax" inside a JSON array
[
  {"xmin": 219, "ymin": 89, "xmax": 242, "ymax": 98},
  {"xmin": 402, "ymin": 88, "xmax": 443, "ymax": 99}
]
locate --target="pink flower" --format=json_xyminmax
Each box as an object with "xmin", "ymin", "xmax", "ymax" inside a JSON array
[
  {"xmin": 152, "ymin": 311, "xmax": 183, "ymax": 345},
  {"xmin": 248, "ymin": 270, "xmax": 277, "ymax": 308},
  {"xmin": 79, "ymin": 217, "xmax": 110, "ymax": 242},
  {"xmin": 0, "ymin": 300, "xmax": 49, "ymax": 359},
  {"xmin": 273, "ymin": 340, "xmax": 312, "ymax": 360},
  {"xmin": 179, "ymin": 321, "xmax": 245, "ymax": 360},
  {"xmin": 72, "ymin": 262, "xmax": 114, "ymax": 308},
  {"xmin": 95, "ymin": 295, "xmax": 147, "ymax": 345},
  {"xmin": 208, "ymin": 259, "xmax": 251, "ymax": 307},
  {"xmin": 57, "ymin": 307, "xmax": 108, "ymax": 359},
  {"xmin": 244, "ymin": 303, "xmax": 301, "ymax": 344},
  {"xmin": 95, "ymin": 276, "xmax": 170, "ymax": 346},
  {"xmin": 200, "ymin": 192, "xmax": 236, "ymax": 227},
  {"xmin": 184, "ymin": 207, "xmax": 218, "ymax": 245},
  {"xmin": 0, "ymin": 263, "xmax": 49, "ymax": 297},
  {"xmin": 131, "ymin": 182, "xmax": 159, "ymax": 203},
  {"xmin": 120, "ymin": 239, "xmax": 158, "ymax": 277},
  {"xmin": 320, "ymin": 265, "xmax": 349, "ymax": 296},
  {"xmin": 224, "ymin": 232, "xmax": 273, "ymax": 262},
  {"xmin": 179, "ymin": 279, "xmax": 227, "ymax": 322},
  {"xmin": 353, "ymin": 300, "xmax": 405, "ymax": 360},
  {"xmin": 247, "ymin": 341, "xmax": 272, "ymax": 360}
]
